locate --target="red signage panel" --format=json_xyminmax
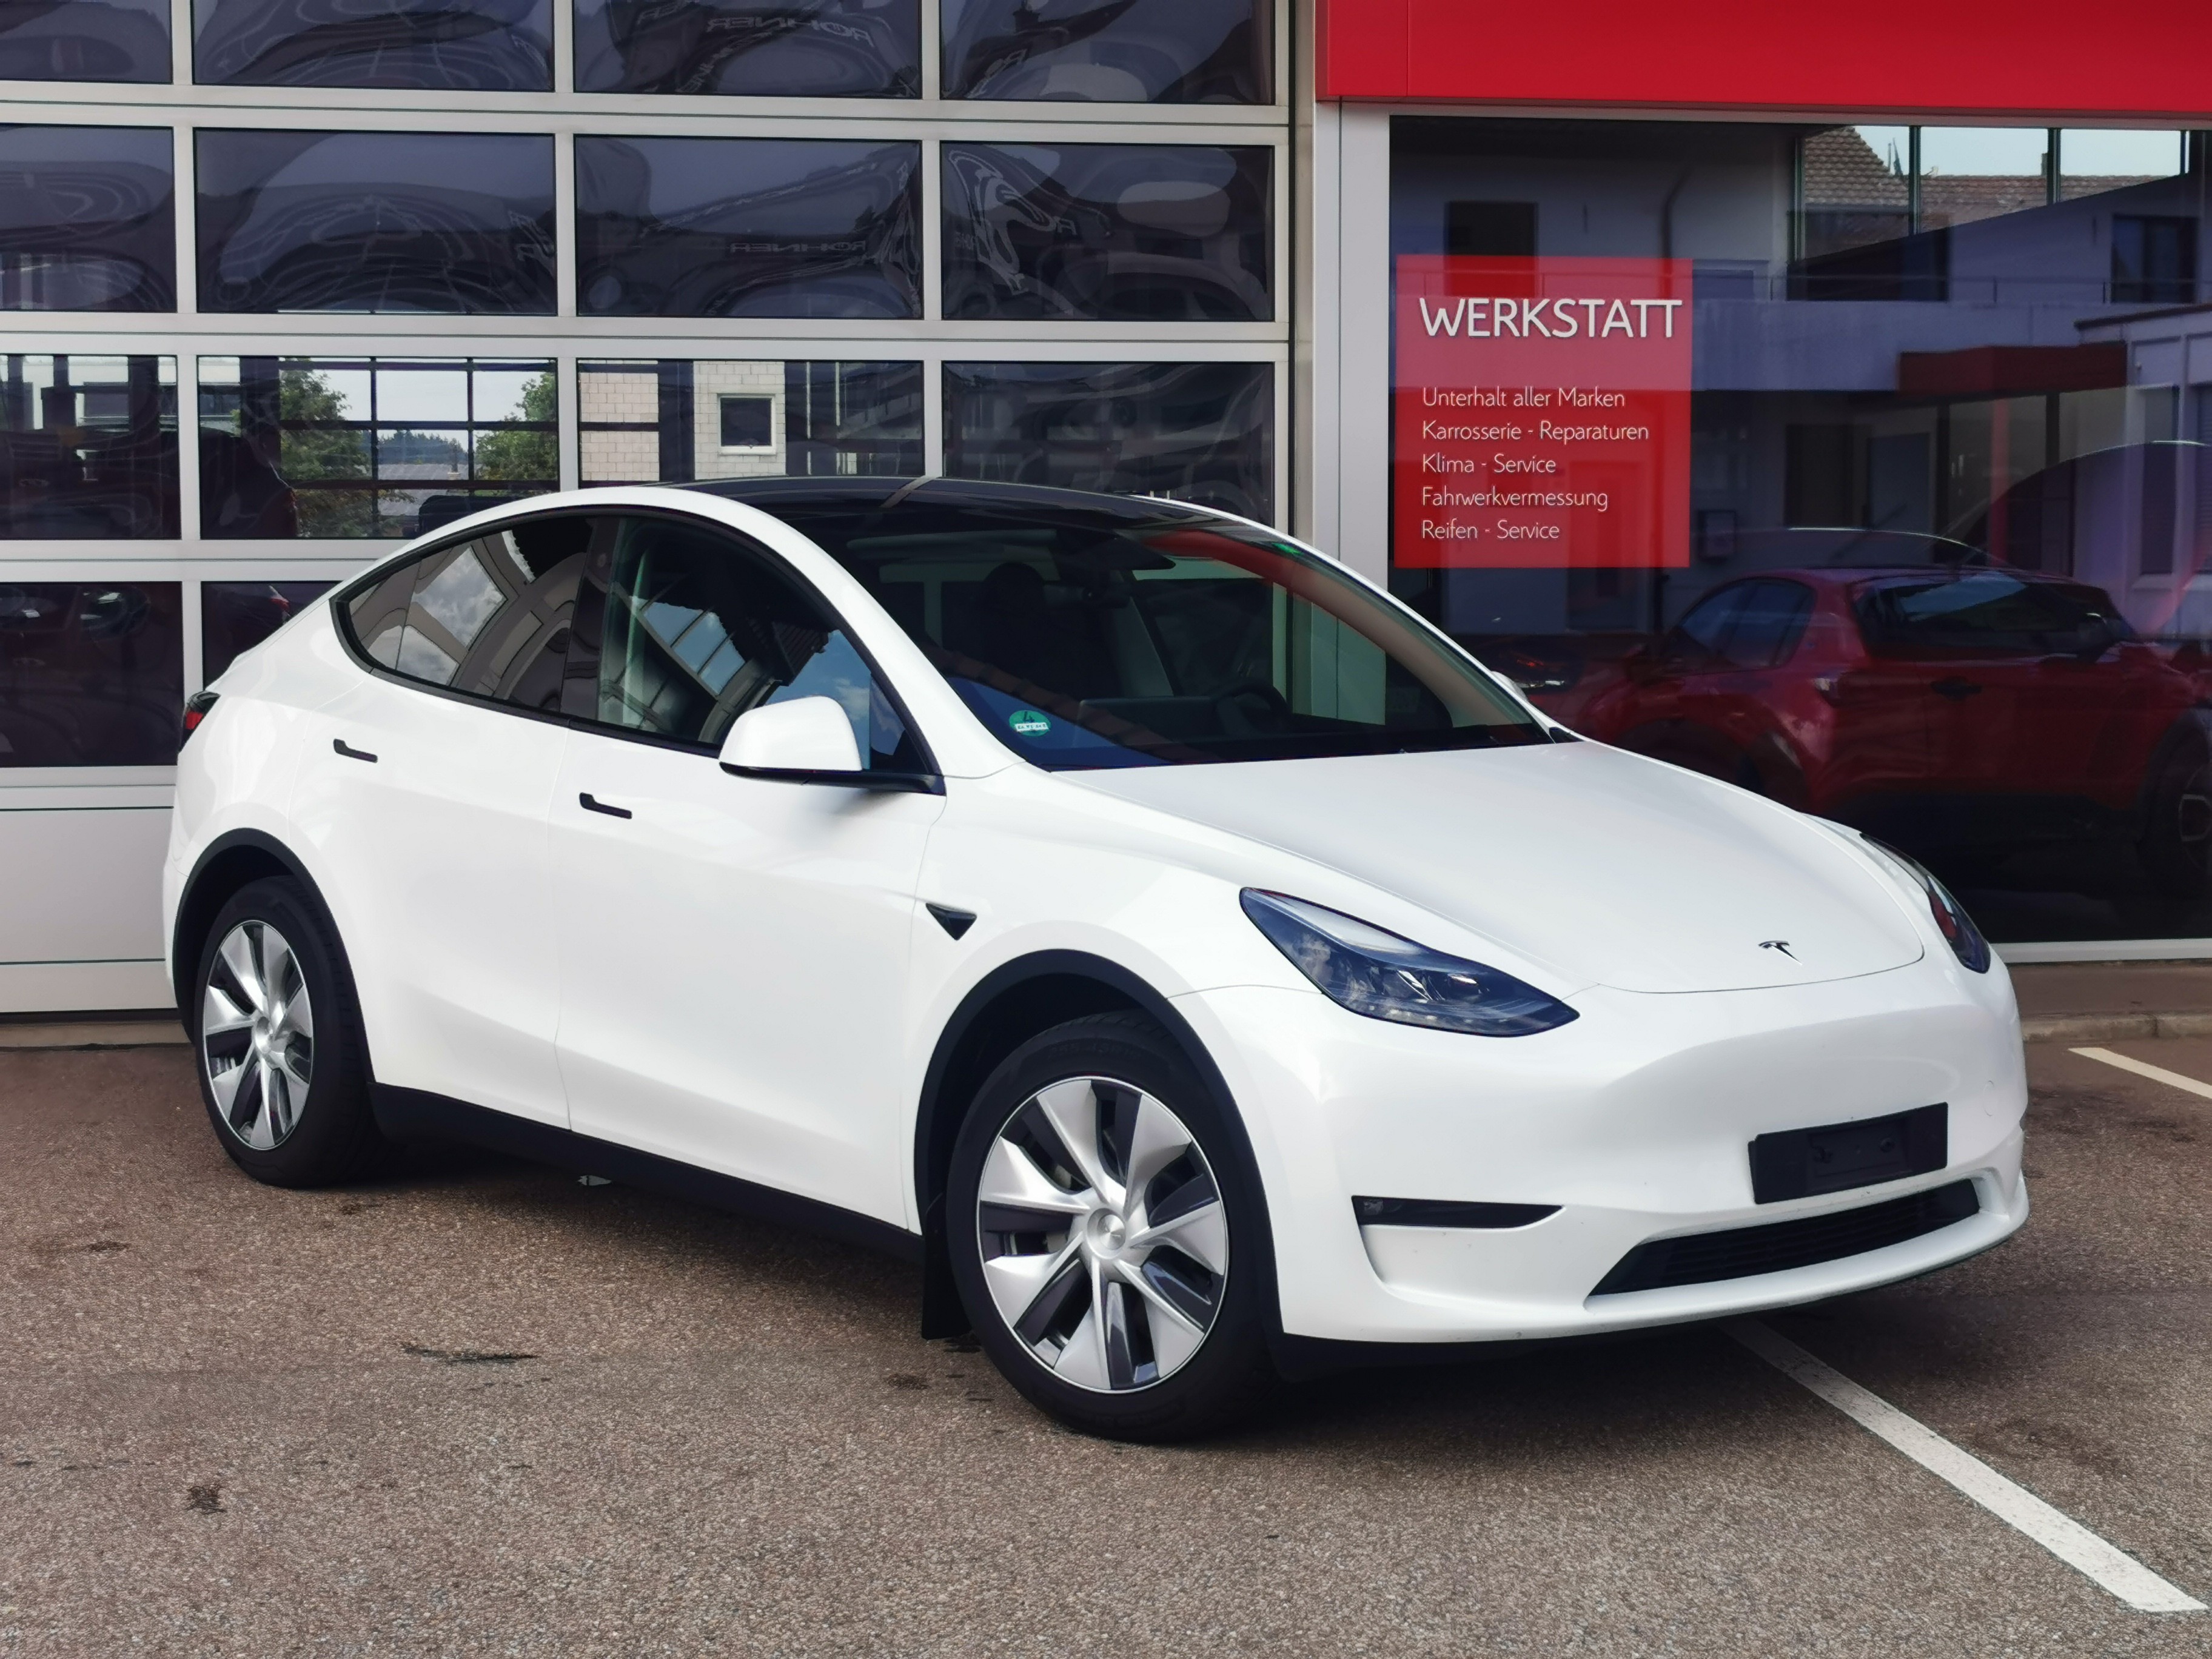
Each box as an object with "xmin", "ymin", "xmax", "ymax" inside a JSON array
[
  {"xmin": 1393, "ymin": 255, "xmax": 1691, "ymax": 571},
  {"xmin": 1318, "ymin": 0, "xmax": 2212, "ymax": 118}
]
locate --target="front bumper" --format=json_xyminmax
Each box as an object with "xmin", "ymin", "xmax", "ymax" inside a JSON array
[{"xmin": 1175, "ymin": 960, "xmax": 2028, "ymax": 1344}]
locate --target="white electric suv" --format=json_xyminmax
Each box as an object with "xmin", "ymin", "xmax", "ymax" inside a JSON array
[{"xmin": 164, "ymin": 478, "xmax": 2028, "ymax": 1438}]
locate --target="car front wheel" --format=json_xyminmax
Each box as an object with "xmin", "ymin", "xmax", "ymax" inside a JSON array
[{"xmin": 947, "ymin": 1013, "xmax": 1273, "ymax": 1441}]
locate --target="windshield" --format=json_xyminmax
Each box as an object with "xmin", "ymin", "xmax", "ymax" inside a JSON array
[{"xmin": 760, "ymin": 494, "xmax": 1546, "ymax": 768}]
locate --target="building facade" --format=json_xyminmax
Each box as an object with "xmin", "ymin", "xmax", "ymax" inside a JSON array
[{"xmin": 2, "ymin": 0, "xmax": 2209, "ymax": 1010}]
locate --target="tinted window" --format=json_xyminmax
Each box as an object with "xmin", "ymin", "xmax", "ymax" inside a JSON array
[
  {"xmin": 1855, "ymin": 572, "xmax": 2130, "ymax": 658},
  {"xmin": 0, "ymin": 0, "xmax": 169, "ymax": 81},
  {"xmin": 199, "ymin": 356, "xmax": 557, "ymax": 538},
  {"xmin": 344, "ymin": 515, "xmax": 592, "ymax": 707},
  {"xmin": 203, "ymin": 580, "xmax": 334, "ymax": 681},
  {"xmin": 575, "ymin": 137, "xmax": 920, "ymax": 320},
  {"xmin": 580, "ymin": 514, "xmax": 923, "ymax": 770},
  {"xmin": 195, "ymin": 130, "xmax": 557, "ymax": 314},
  {"xmin": 943, "ymin": 142, "xmax": 1270, "ymax": 321},
  {"xmin": 575, "ymin": 0, "xmax": 917, "ymax": 95},
  {"xmin": 0, "ymin": 581, "xmax": 181, "ymax": 765},
  {"xmin": 943, "ymin": 0, "xmax": 1265, "ymax": 102},
  {"xmin": 194, "ymin": 0, "xmax": 552, "ymax": 88},
  {"xmin": 578, "ymin": 357, "xmax": 922, "ymax": 484},
  {"xmin": 0, "ymin": 354, "xmax": 179, "ymax": 538},
  {"xmin": 943, "ymin": 360, "xmax": 1272, "ymax": 520},
  {"xmin": 1666, "ymin": 580, "xmax": 1812, "ymax": 670},
  {"xmin": 0, "ymin": 126, "xmax": 173, "ymax": 311},
  {"xmin": 753, "ymin": 492, "xmax": 1541, "ymax": 768}
]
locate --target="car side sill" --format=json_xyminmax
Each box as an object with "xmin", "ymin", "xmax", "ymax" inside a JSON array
[{"xmin": 371, "ymin": 1085, "xmax": 924, "ymax": 1265}]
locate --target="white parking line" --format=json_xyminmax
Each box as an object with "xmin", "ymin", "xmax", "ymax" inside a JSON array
[
  {"xmin": 1727, "ymin": 1319, "xmax": 2205, "ymax": 1614},
  {"xmin": 2070, "ymin": 1046, "xmax": 2212, "ymax": 1101}
]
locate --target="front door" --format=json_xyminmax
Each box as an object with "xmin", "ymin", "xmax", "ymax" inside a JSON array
[{"xmin": 548, "ymin": 513, "xmax": 943, "ymax": 1225}]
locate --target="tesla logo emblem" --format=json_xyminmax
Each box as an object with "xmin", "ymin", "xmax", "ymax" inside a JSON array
[{"xmin": 1760, "ymin": 940, "xmax": 1796, "ymax": 959}]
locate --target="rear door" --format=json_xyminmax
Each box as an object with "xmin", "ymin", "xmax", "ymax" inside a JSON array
[{"xmin": 290, "ymin": 514, "xmax": 594, "ymax": 1127}]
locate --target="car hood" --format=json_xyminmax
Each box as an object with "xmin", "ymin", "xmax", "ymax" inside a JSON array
[{"xmin": 1066, "ymin": 743, "xmax": 1926, "ymax": 994}]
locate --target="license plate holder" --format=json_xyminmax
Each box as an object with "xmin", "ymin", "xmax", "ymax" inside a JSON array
[{"xmin": 1749, "ymin": 1103, "xmax": 1947, "ymax": 1204}]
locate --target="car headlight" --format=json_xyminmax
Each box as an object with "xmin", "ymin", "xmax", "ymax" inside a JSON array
[
  {"xmin": 1239, "ymin": 889, "xmax": 1578, "ymax": 1036},
  {"xmin": 1861, "ymin": 836, "xmax": 1991, "ymax": 973}
]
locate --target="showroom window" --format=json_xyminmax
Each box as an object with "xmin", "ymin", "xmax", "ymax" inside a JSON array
[
  {"xmin": 575, "ymin": 0, "xmax": 919, "ymax": 96},
  {"xmin": 0, "ymin": 581, "xmax": 182, "ymax": 765},
  {"xmin": 0, "ymin": 126, "xmax": 173, "ymax": 312},
  {"xmin": 942, "ymin": 0, "xmax": 1267, "ymax": 102},
  {"xmin": 0, "ymin": 355, "xmax": 178, "ymax": 538},
  {"xmin": 199, "ymin": 357, "xmax": 557, "ymax": 538},
  {"xmin": 1388, "ymin": 114, "xmax": 2212, "ymax": 943},
  {"xmin": 578, "ymin": 359, "xmax": 923, "ymax": 484},
  {"xmin": 575, "ymin": 137, "xmax": 921, "ymax": 319},
  {"xmin": 193, "ymin": 0, "xmax": 554, "ymax": 88},
  {"xmin": 203, "ymin": 580, "xmax": 335, "ymax": 680},
  {"xmin": 942, "ymin": 142, "xmax": 1271, "ymax": 321},
  {"xmin": 195, "ymin": 130, "xmax": 558, "ymax": 314},
  {"xmin": 943, "ymin": 360, "xmax": 1271, "ymax": 518},
  {"xmin": 0, "ymin": 0, "xmax": 168, "ymax": 81}
]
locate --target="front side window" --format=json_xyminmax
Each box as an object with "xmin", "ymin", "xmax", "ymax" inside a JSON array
[
  {"xmin": 343, "ymin": 514, "xmax": 591, "ymax": 706},
  {"xmin": 1666, "ymin": 580, "xmax": 1813, "ymax": 670},
  {"xmin": 758, "ymin": 493, "xmax": 1544, "ymax": 769},
  {"xmin": 195, "ymin": 130, "xmax": 557, "ymax": 315},
  {"xmin": 580, "ymin": 514, "xmax": 923, "ymax": 770}
]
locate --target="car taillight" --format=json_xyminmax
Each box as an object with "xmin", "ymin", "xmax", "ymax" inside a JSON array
[{"xmin": 181, "ymin": 690, "xmax": 219, "ymax": 744}]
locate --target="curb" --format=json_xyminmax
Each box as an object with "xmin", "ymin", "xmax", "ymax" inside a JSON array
[{"xmin": 2022, "ymin": 1011, "xmax": 2212, "ymax": 1044}]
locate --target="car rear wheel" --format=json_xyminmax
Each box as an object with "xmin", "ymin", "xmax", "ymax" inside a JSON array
[
  {"xmin": 947, "ymin": 1013, "xmax": 1273, "ymax": 1441},
  {"xmin": 193, "ymin": 877, "xmax": 384, "ymax": 1187}
]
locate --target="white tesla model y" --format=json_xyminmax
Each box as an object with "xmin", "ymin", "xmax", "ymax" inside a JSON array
[{"xmin": 164, "ymin": 480, "xmax": 2027, "ymax": 1438}]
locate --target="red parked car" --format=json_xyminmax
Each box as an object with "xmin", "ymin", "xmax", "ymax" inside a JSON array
[{"xmin": 1575, "ymin": 564, "xmax": 2212, "ymax": 896}]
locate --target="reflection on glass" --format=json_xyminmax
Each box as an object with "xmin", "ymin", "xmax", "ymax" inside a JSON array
[
  {"xmin": 193, "ymin": 0, "xmax": 551, "ymax": 87},
  {"xmin": 575, "ymin": 137, "xmax": 919, "ymax": 319},
  {"xmin": 0, "ymin": 126, "xmax": 173, "ymax": 311},
  {"xmin": 578, "ymin": 358, "xmax": 922, "ymax": 484},
  {"xmin": 202, "ymin": 580, "xmax": 334, "ymax": 680},
  {"xmin": 195, "ymin": 129, "xmax": 557, "ymax": 314},
  {"xmin": 586, "ymin": 514, "xmax": 922, "ymax": 767},
  {"xmin": 1389, "ymin": 115, "xmax": 2212, "ymax": 943},
  {"xmin": 943, "ymin": 360, "xmax": 1272, "ymax": 519},
  {"xmin": 575, "ymin": 0, "xmax": 916, "ymax": 95},
  {"xmin": 199, "ymin": 356, "xmax": 556, "ymax": 538},
  {"xmin": 346, "ymin": 514, "xmax": 589, "ymax": 706},
  {"xmin": 0, "ymin": 355, "xmax": 178, "ymax": 537},
  {"xmin": 942, "ymin": 142, "xmax": 1270, "ymax": 321},
  {"xmin": 942, "ymin": 0, "xmax": 1266, "ymax": 102},
  {"xmin": 0, "ymin": 582, "xmax": 181, "ymax": 764},
  {"xmin": 0, "ymin": 0, "xmax": 169, "ymax": 81}
]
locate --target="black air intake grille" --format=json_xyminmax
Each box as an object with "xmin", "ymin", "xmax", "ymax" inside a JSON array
[{"xmin": 1591, "ymin": 1179, "xmax": 1981, "ymax": 1297}]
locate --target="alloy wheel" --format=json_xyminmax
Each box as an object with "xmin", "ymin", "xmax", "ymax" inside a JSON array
[
  {"xmin": 975, "ymin": 1075, "xmax": 1228, "ymax": 1392},
  {"xmin": 201, "ymin": 919, "xmax": 315, "ymax": 1151}
]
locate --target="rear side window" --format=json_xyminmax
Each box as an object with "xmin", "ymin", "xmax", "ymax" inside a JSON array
[
  {"xmin": 344, "ymin": 515, "xmax": 593, "ymax": 709},
  {"xmin": 1854, "ymin": 572, "xmax": 2130, "ymax": 657},
  {"xmin": 574, "ymin": 514, "xmax": 927, "ymax": 771}
]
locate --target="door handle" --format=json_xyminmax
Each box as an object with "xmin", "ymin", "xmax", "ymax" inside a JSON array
[
  {"xmin": 1929, "ymin": 678, "xmax": 1983, "ymax": 700},
  {"xmin": 578, "ymin": 792, "xmax": 632, "ymax": 819},
  {"xmin": 333, "ymin": 739, "xmax": 378, "ymax": 763}
]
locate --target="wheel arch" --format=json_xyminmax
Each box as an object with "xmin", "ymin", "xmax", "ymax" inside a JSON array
[
  {"xmin": 911, "ymin": 950, "xmax": 1276, "ymax": 1341},
  {"xmin": 172, "ymin": 830, "xmax": 357, "ymax": 1043}
]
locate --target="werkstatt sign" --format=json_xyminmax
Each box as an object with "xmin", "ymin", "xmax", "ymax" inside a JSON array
[{"xmin": 1393, "ymin": 255, "xmax": 1692, "ymax": 570}]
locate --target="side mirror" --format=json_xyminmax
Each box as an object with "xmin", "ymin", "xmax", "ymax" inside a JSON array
[{"xmin": 717, "ymin": 696, "xmax": 940, "ymax": 793}]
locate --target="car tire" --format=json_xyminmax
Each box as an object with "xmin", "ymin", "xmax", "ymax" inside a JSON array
[
  {"xmin": 2140, "ymin": 729, "xmax": 2212, "ymax": 899},
  {"xmin": 947, "ymin": 1013, "xmax": 1274, "ymax": 1441},
  {"xmin": 191, "ymin": 876, "xmax": 385, "ymax": 1187}
]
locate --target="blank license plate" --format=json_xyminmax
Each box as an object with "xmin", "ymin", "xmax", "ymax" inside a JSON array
[{"xmin": 1749, "ymin": 1103, "xmax": 1947, "ymax": 1204}]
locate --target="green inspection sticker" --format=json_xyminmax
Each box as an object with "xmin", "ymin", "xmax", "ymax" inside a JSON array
[{"xmin": 1008, "ymin": 708, "xmax": 1052, "ymax": 737}]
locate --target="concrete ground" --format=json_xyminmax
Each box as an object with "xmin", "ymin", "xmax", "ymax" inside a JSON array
[{"xmin": 4, "ymin": 1039, "xmax": 2211, "ymax": 1657}]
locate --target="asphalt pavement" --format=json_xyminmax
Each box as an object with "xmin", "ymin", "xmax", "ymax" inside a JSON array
[{"xmin": 4, "ymin": 1039, "xmax": 2210, "ymax": 1657}]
